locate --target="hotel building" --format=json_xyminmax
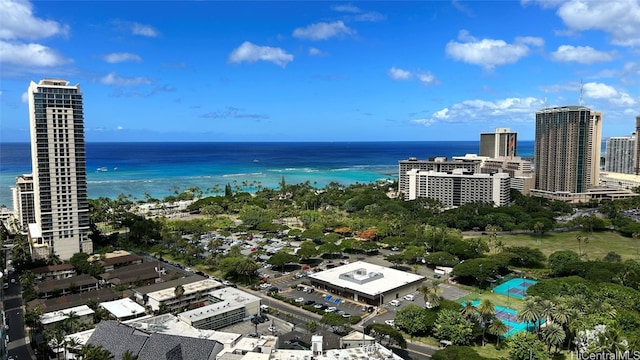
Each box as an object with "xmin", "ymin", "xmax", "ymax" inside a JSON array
[
  {"xmin": 533, "ymin": 106, "xmax": 602, "ymax": 195},
  {"xmin": 480, "ymin": 127, "xmax": 517, "ymax": 158},
  {"xmin": 398, "ymin": 157, "xmax": 481, "ymax": 199},
  {"xmin": 605, "ymin": 135, "xmax": 636, "ymax": 174},
  {"xmin": 406, "ymin": 169, "xmax": 511, "ymax": 207},
  {"xmin": 26, "ymin": 79, "xmax": 92, "ymax": 260},
  {"xmin": 12, "ymin": 174, "xmax": 36, "ymax": 230}
]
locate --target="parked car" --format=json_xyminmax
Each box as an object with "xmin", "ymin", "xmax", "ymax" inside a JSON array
[
  {"xmin": 304, "ymin": 300, "xmax": 316, "ymax": 306},
  {"xmin": 325, "ymin": 306, "xmax": 337, "ymax": 313},
  {"xmin": 295, "ymin": 297, "xmax": 305, "ymax": 303},
  {"xmin": 385, "ymin": 319, "xmax": 395, "ymax": 326},
  {"xmin": 389, "ymin": 299, "xmax": 401, "ymax": 307},
  {"xmin": 267, "ymin": 286, "xmax": 279, "ymax": 293},
  {"xmin": 403, "ymin": 294, "xmax": 415, "ymax": 301}
]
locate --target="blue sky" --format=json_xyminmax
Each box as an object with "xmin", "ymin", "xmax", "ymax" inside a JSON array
[{"xmin": 0, "ymin": 0, "xmax": 639, "ymax": 142}]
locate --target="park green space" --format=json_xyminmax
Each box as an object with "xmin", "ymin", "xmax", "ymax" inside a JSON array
[{"xmin": 497, "ymin": 230, "xmax": 640, "ymax": 261}]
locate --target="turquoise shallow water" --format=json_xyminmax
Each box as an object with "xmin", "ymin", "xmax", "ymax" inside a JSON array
[{"xmin": 0, "ymin": 141, "xmax": 536, "ymax": 206}]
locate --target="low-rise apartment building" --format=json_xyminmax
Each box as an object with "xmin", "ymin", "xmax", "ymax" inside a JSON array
[{"xmin": 177, "ymin": 287, "xmax": 260, "ymax": 330}]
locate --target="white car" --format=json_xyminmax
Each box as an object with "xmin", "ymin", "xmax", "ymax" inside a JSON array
[
  {"xmin": 389, "ymin": 299, "xmax": 401, "ymax": 307},
  {"xmin": 260, "ymin": 283, "xmax": 272, "ymax": 289},
  {"xmin": 385, "ymin": 319, "xmax": 395, "ymax": 326},
  {"xmin": 268, "ymin": 326, "xmax": 277, "ymax": 333},
  {"xmin": 425, "ymin": 302, "xmax": 434, "ymax": 309},
  {"xmin": 325, "ymin": 306, "xmax": 337, "ymax": 313},
  {"xmin": 295, "ymin": 297, "xmax": 305, "ymax": 303},
  {"xmin": 403, "ymin": 294, "xmax": 415, "ymax": 301}
]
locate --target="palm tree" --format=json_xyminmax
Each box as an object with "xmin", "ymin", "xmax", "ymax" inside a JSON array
[
  {"xmin": 65, "ymin": 336, "xmax": 82, "ymax": 359},
  {"xmin": 542, "ymin": 323, "xmax": 566, "ymax": 354},
  {"xmin": 488, "ymin": 318, "xmax": 508, "ymax": 347},
  {"xmin": 79, "ymin": 344, "xmax": 114, "ymax": 360},
  {"xmin": 418, "ymin": 280, "xmax": 442, "ymax": 308},
  {"xmin": 517, "ymin": 297, "xmax": 541, "ymax": 332},
  {"xmin": 46, "ymin": 327, "xmax": 66, "ymax": 360},
  {"xmin": 477, "ymin": 299, "xmax": 495, "ymax": 346},
  {"xmin": 236, "ymin": 257, "xmax": 259, "ymax": 285},
  {"xmin": 64, "ymin": 310, "xmax": 80, "ymax": 333},
  {"xmin": 461, "ymin": 301, "xmax": 477, "ymax": 321},
  {"xmin": 121, "ymin": 349, "xmax": 138, "ymax": 360},
  {"xmin": 539, "ymin": 299, "xmax": 555, "ymax": 326}
]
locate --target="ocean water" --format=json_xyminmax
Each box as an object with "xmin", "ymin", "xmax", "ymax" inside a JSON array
[{"xmin": 0, "ymin": 141, "xmax": 535, "ymax": 207}]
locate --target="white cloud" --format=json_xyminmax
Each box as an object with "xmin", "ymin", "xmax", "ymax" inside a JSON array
[
  {"xmin": 0, "ymin": 40, "xmax": 71, "ymax": 66},
  {"xmin": 100, "ymin": 72, "xmax": 153, "ymax": 86},
  {"xmin": 331, "ymin": 4, "xmax": 385, "ymax": 22},
  {"xmin": 551, "ymin": 45, "xmax": 613, "ymax": 64},
  {"xmin": 116, "ymin": 125, "xmax": 124, "ymax": 130},
  {"xmin": 388, "ymin": 67, "xmax": 439, "ymax": 86},
  {"xmin": 445, "ymin": 30, "xmax": 543, "ymax": 70},
  {"xmin": 556, "ymin": 0, "xmax": 640, "ymax": 47},
  {"xmin": 0, "ymin": 0, "xmax": 69, "ymax": 40},
  {"xmin": 412, "ymin": 96, "xmax": 544, "ymax": 126},
  {"xmin": 388, "ymin": 67, "xmax": 412, "ymax": 80},
  {"xmin": 418, "ymin": 72, "xmax": 438, "ymax": 85},
  {"xmin": 102, "ymin": 52, "xmax": 142, "ymax": 63},
  {"xmin": 228, "ymin": 41, "xmax": 293, "ymax": 67},
  {"xmin": 132, "ymin": 23, "xmax": 159, "ymax": 37},
  {"xmin": 308, "ymin": 47, "xmax": 328, "ymax": 56},
  {"xmin": 21, "ymin": 91, "xmax": 28, "ymax": 103},
  {"xmin": 583, "ymin": 82, "xmax": 637, "ymax": 105},
  {"xmin": 410, "ymin": 118, "xmax": 436, "ymax": 126},
  {"xmin": 331, "ymin": 4, "xmax": 360, "ymax": 13},
  {"xmin": 292, "ymin": 21, "xmax": 354, "ymax": 41}
]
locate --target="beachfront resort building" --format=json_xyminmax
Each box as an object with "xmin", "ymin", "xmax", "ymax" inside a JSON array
[
  {"xmin": 406, "ymin": 169, "xmax": 511, "ymax": 207},
  {"xmin": 24, "ymin": 78, "xmax": 92, "ymax": 260},
  {"xmin": 398, "ymin": 156, "xmax": 482, "ymax": 199},
  {"xmin": 308, "ymin": 261, "xmax": 424, "ymax": 306},
  {"xmin": 480, "ymin": 127, "xmax": 517, "ymax": 158},
  {"xmin": 533, "ymin": 106, "xmax": 602, "ymax": 196}
]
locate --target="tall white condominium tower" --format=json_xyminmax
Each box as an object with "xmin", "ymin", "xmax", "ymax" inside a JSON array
[
  {"xmin": 479, "ymin": 128, "xmax": 517, "ymax": 158},
  {"xmin": 534, "ymin": 106, "xmax": 602, "ymax": 193},
  {"xmin": 27, "ymin": 79, "xmax": 92, "ymax": 261},
  {"xmin": 605, "ymin": 135, "xmax": 635, "ymax": 174}
]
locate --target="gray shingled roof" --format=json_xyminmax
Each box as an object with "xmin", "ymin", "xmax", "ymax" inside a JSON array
[
  {"xmin": 138, "ymin": 333, "xmax": 222, "ymax": 360},
  {"xmin": 87, "ymin": 321, "xmax": 223, "ymax": 360},
  {"xmin": 87, "ymin": 321, "xmax": 149, "ymax": 360}
]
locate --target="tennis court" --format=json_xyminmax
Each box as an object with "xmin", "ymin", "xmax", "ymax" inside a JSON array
[
  {"xmin": 461, "ymin": 300, "xmax": 535, "ymax": 337},
  {"xmin": 493, "ymin": 278, "xmax": 537, "ymax": 300}
]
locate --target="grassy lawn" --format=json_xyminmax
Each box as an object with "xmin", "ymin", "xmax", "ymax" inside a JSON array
[{"xmin": 498, "ymin": 230, "xmax": 640, "ymax": 261}]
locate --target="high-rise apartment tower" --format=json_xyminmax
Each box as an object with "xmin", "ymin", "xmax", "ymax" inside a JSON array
[
  {"xmin": 479, "ymin": 128, "xmax": 517, "ymax": 158},
  {"xmin": 605, "ymin": 135, "xmax": 635, "ymax": 174},
  {"xmin": 534, "ymin": 106, "xmax": 602, "ymax": 193},
  {"xmin": 27, "ymin": 79, "xmax": 92, "ymax": 261}
]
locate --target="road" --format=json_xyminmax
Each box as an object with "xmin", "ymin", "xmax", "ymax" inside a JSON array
[{"xmin": 4, "ymin": 269, "xmax": 34, "ymax": 360}]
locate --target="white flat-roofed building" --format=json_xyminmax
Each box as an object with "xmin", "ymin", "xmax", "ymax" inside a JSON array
[
  {"xmin": 41, "ymin": 304, "xmax": 94, "ymax": 330},
  {"xmin": 99, "ymin": 298, "xmax": 147, "ymax": 321},
  {"xmin": 308, "ymin": 261, "xmax": 424, "ymax": 305},
  {"xmin": 340, "ymin": 331, "xmax": 375, "ymax": 349},
  {"xmin": 407, "ymin": 169, "xmax": 511, "ymax": 207},
  {"xmin": 268, "ymin": 343, "xmax": 403, "ymax": 360},
  {"xmin": 146, "ymin": 278, "xmax": 224, "ymax": 312},
  {"xmin": 178, "ymin": 287, "xmax": 261, "ymax": 330}
]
